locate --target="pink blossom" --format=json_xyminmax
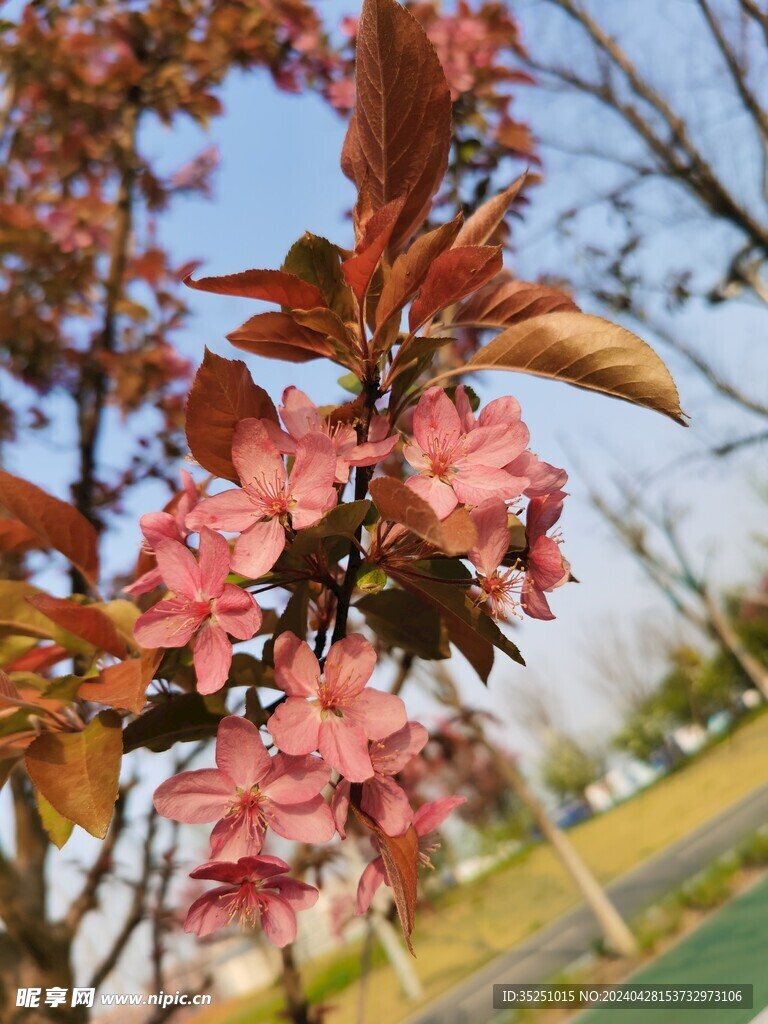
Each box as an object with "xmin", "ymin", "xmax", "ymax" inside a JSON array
[
  {"xmin": 522, "ymin": 490, "xmax": 570, "ymax": 621},
  {"xmin": 332, "ymin": 722, "xmax": 428, "ymax": 838},
  {"xmin": 261, "ymin": 387, "xmax": 398, "ymax": 485},
  {"xmin": 154, "ymin": 716, "xmax": 334, "ymax": 859},
  {"xmin": 468, "ymin": 499, "xmax": 524, "ymax": 620},
  {"xmin": 505, "ymin": 451, "xmax": 568, "ymax": 499},
  {"xmin": 133, "ymin": 529, "xmax": 262, "ymax": 694},
  {"xmin": 185, "ymin": 418, "xmax": 338, "ymax": 579},
  {"xmin": 268, "ymin": 633, "xmax": 407, "ymax": 783},
  {"xmin": 185, "ymin": 855, "xmax": 318, "ymax": 946},
  {"xmin": 403, "ymin": 386, "xmax": 529, "ymax": 518},
  {"xmin": 356, "ymin": 796, "xmax": 466, "ymax": 914},
  {"xmin": 125, "ymin": 470, "xmax": 199, "ymax": 596}
]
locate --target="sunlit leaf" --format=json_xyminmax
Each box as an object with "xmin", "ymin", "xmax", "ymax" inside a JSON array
[
  {"xmin": 25, "ymin": 711, "xmax": 122, "ymax": 839},
  {"xmin": 341, "ymin": 0, "xmax": 452, "ymax": 253},
  {"xmin": 0, "ymin": 471, "xmax": 99, "ymax": 586},
  {"xmin": 186, "ymin": 349, "xmax": 278, "ymax": 482},
  {"xmin": 431, "ymin": 312, "xmax": 687, "ymax": 425}
]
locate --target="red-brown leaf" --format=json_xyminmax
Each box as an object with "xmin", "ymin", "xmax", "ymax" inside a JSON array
[
  {"xmin": 0, "ymin": 471, "xmax": 99, "ymax": 586},
  {"xmin": 186, "ymin": 349, "xmax": 278, "ymax": 482},
  {"xmin": 408, "ymin": 245, "xmax": 503, "ymax": 333},
  {"xmin": 454, "ymin": 278, "xmax": 579, "ymax": 328},
  {"xmin": 184, "ymin": 268, "xmax": 326, "ymax": 310},
  {"xmin": 27, "ymin": 595, "xmax": 128, "ymax": 659},
  {"xmin": 79, "ymin": 649, "xmax": 161, "ymax": 715},
  {"xmin": 227, "ymin": 312, "xmax": 336, "ymax": 364},
  {"xmin": 453, "ymin": 172, "xmax": 528, "ymax": 248},
  {"xmin": 342, "ymin": 197, "xmax": 405, "ymax": 302},
  {"xmin": 351, "ymin": 803, "xmax": 419, "ymax": 953},
  {"xmin": 369, "ymin": 477, "xmax": 476, "ymax": 556},
  {"xmin": 342, "ymin": 0, "xmax": 452, "ymax": 254},
  {"xmin": 375, "ymin": 215, "xmax": 463, "ymax": 330},
  {"xmin": 0, "ymin": 519, "xmax": 43, "ymax": 555}
]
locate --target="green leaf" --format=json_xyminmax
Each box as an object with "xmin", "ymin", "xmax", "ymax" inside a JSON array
[
  {"xmin": 356, "ymin": 564, "xmax": 388, "ymax": 595},
  {"xmin": 290, "ymin": 501, "xmax": 372, "ymax": 556},
  {"xmin": 41, "ymin": 674, "xmax": 87, "ymax": 701},
  {"xmin": 25, "ymin": 711, "xmax": 122, "ymax": 839},
  {"xmin": 36, "ymin": 791, "xmax": 74, "ymax": 849},
  {"xmin": 357, "ymin": 589, "xmax": 450, "ymax": 659},
  {"xmin": 338, "ymin": 372, "xmax": 363, "ymax": 395},
  {"xmin": 282, "ymin": 232, "xmax": 356, "ymax": 322},
  {"xmin": 123, "ymin": 693, "xmax": 226, "ymax": 753},
  {"xmin": 391, "ymin": 560, "xmax": 524, "ymax": 682}
]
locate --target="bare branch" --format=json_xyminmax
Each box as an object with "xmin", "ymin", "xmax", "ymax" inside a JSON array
[{"xmin": 695, "ymin": 0, "xmax": 768, "ymax": 142}]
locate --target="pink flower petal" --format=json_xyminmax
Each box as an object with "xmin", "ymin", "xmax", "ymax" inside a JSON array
[
  {"xmin": 154, "ymin": 768, "xmax": 233, "ymax": 823},
  {"xmin": 464, "ymin": 420, "xmax": 529, "ymax": 468},
  {"xmin": 345, "ymin": 688, "xmax": 407, "ymax": 741},
  {"xmin": 154, "ymin": 539, "xmax": 201, "ymax": 599},
  {"xmin": 361, "ymin": 776, "xmax": 413, "ymax": 837},
  {"xmin": 413, "ymin": 795, "xmax": 467, "ymax": 836},
  {"xmin": 290, "ymin": 433, "xmax": 338, "ymax": 528},
  {"xmin": 370, "ymin": 721, "xmax": 429, "ymax": 775},
  {"xmin": 406, "ymin": 474, "xmax": 458, "ymax": 519},
  {"xmin": 231, "ymin": 518, "xmax": 285, "ymax": 579},
  {"xmin": 526, "ymin": 491, "xmax": 566, "ymax": 541},
  {"xmin": 264, "ymin": 752, "xmax": 331, "ymax": 803},
  {"xmin": 213, "ymin": 584, "xmax": 262, "ymax": 640},
  {"xmin": 273, "ymin": 632, "xmax": 321, "ymax": 697},
  {"xmin": 529, "ymin": 535, "xmax": 568, "ymax": 591},
  {"xmin": 134, "ymin": 600, "xmax": 201, "ymax": 649},
  {"xmin": 266, "ymin": 795, "xmax": 335, "ymax": 844},
  {"xmin": 521, "ymin": 582, "xmax": 555, "ymax": 620},
  {"xmin": 215, "ymin": 716, "xmax": 272, "ymax": 788},
  {"xmin": 259, "ymin": 892, "xmax": 298, "ymax": 947},
  {"xmin": 268, "ymin": 698, "xmax": 322, "ymax": 755},
  {"xmin": 454, "ymin": 385, "xmax": 476, "ymax": 432},
  {"xmin": 331, "ymin": 778, "xmax": 351, "ymax": 838},
  {"xmin": 193, "ymin": 620, "xmax": 232, "ymax": 694},
  {"xmin": 477, "ymin": 394, "xmax": 522, "ymax": 427},
  {"xmin": 184, "ymin": 887, "xmax": 234, "ymax": 937},
  {"xmin": 469, "ymin": 500, "xmax": 510, "ymax": 578},
  {"xmin": 198, "ymin": 528, "xmax": 230, "ymax": 601},
  {"xmin": 270, "ymin": 876, "xmax": 320, "ymax": 912},
  {"xmin": 139, "ymin": 510, "xmax": 180, "ymax": 548},
  {"xmin": 413, "ymin": 387, "xmax": 461, "ymax": 451},
  {"xmin": 324, "ymin": 634, "xmax": 376, "ymax": 700},
  {"xmin": 186, "ymin": 488, "xmax": 257, "ymax": 534},
  {"xmin": 318, "ymin": 716, "xmax": 374, "ymax": 782},
  {"xmin": 123, "ymin": 565, "xmax": 163, "ymax": 597},
  {"xmin": 209, "ymin": 814, "xmax": 265, "ymax": 861},
  {"xmin": 232, "ymin": 418, "xmax": 287, "ymax": 495},
  {"xmin": 261, "ymin": 418, "xmax": 296, "ymax": 454},
  {"xmin": 452, "ymin": 464, "xmax": 526, "ymax": 506},
  {"xmin": 356, "ymin": 857, "xmax": 387, "ymax": 914},
  {"xmin": 191, "ymin": 855, "xmax": 288, "ymax": 883},
  {"xmin": 279, "ymin": 386, "xmax": 322, "ymax": 438},
  {"xmin": 347, "ymin": 433, "xmax": 399, "ymax": 468},
  {"xmin": 507, "ymin": 453, "xmax": 568, "ymax": 498}
]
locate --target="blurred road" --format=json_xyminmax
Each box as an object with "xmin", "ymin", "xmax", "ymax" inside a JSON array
[{"xmin": 403, "ymin": 781, "xmax": 768, "ymax": 1024}]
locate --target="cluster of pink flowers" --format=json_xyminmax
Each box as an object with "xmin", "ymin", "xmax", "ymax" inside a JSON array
[
  {"xmin": 405, "ymin": 385, "xmax": 569, "ymax": 620},
  {"xmin": 130, "ymin": 380, "xmax": 568, "ymax": 945},
  {"xmin": 153, "ymin": 637, "xmax": 444, "ymax": 946}
]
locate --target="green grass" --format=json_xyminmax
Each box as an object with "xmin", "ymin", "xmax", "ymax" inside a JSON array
[{"xmin": 193, "ymin": 709, "xmax": 768, "ymax": 1024}]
